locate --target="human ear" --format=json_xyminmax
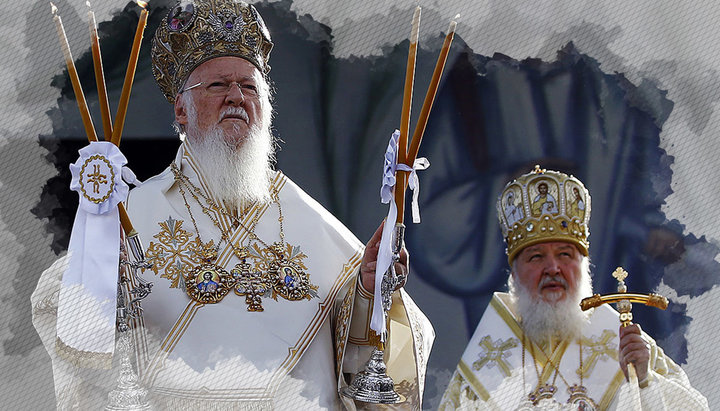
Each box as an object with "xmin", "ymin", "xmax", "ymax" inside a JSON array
[{"xmin": 174, "ymin": 95, "xmax": 188, "ymax": 127}]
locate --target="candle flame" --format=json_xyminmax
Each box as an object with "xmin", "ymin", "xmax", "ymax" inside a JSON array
[
  {"xmin": 136, "ymin": 0, "xmax": 147, "ymax": 8},
  {"xmin": 410, "ymin": 6, "xmax": 421, "ymax": 43},
  {"xmin": 448, "ymin": 15, "xmax": 460, "ymax": 34},
  {"xmin": 86, "ymin": 0, "xmax": 91, "ymax": 9},
  {"xmin": 50, "ymin": 2, "xmax": 57, "ymax": 15}
]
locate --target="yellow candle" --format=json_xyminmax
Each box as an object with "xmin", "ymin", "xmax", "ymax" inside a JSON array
[
  {"xmin": 51, "ymin": 3, "xmax": 98, "ymax": 142},
  {"xmin": 399, "ymin": 6, "xmax": 421, "ymax": 162},
  {"xmin": 394, "ymin": 6, "xmax": 421, "ymax": 224},
  {"xmin": 111, "ymin": 0, "xmax": 148, "ymax": 146},
  {"xmin": 53, "ymin": 3, "xmax": 135, "ymax": 235},
  {"xmin": 88, "ymin": 1, "xmax": 113, "ymax": 141},
  {"xmin": 406, "ymin": 18, "xmax": 457, "ymax": 172}
]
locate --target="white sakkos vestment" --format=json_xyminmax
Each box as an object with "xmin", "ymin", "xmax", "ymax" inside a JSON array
[
  {"xmin": 438, "ymin": 292, "xmax": 708, "ymax": 410},
  {"xmin": 32, "ymin": 143, "xmax": 434, "ymax": 410}
]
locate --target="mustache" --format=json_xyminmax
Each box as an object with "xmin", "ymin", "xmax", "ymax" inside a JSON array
[
  {"xmin": 220, "ymin": 106, "xmax": 249, "ymax": 123},
  {"xmin": 538, "ymin": 274, "xmax": 568, "ymax": 290}
]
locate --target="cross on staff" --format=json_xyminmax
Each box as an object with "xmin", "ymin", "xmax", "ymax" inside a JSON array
[
  {"xmin": 580, "ymin": 267, "xmax": 669, "ymax": 398},
  {"xmin": 580, "ymin": 267, "xmax": 669, "ymax": 320}
]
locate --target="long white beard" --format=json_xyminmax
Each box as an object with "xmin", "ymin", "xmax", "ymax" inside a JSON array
[
  {"xmin": 183, "ymin": 99, "xmax": 276, "ymax": 209},
  {"xmin": 509, "ymin": 259, "xmax": 593, "ymax": 344}
]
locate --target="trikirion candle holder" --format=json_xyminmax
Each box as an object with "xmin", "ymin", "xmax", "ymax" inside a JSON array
[{"xmin": 105, "ymin": 238, "xmax": 153, "ymax": 411}]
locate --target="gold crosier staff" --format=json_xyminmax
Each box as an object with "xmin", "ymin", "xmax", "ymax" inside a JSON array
[{"xmin": 581, "ymin": 267, "xmax": 669, "ymax": 407}]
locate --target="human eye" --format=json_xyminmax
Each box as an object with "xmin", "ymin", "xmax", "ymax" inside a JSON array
[
  {"xmin": 558, "ymin": 249, "xmax": 574, "ymax": 258},
  {"xmin": 206, "ymin": 81, "xmax": 229, "ymax": 93},
  {"xmin": 241, "ymin": 82, "xmax": 258, "ymax": 95}
]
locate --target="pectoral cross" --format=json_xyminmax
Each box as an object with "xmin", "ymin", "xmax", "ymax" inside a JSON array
[{"xmin": 231, "ymin": 255, "xmax": 272, "ymax": 312}]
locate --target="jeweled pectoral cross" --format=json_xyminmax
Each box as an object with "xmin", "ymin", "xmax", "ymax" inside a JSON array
[{"xmin": 231, "ymin": 257, "xmax": 272, "ymax": 312}]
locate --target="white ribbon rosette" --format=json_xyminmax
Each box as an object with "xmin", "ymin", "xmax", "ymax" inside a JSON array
[
  {"xmin": 56, "ymin": 141, "xmax": 134, "ymax": 368},
  {"xmin": 370, "ymin": 130, "xmax": 429, "ymax": 338}
]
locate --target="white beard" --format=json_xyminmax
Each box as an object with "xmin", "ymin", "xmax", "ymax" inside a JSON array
[
  {"xmin": 509, "ymin": 258, "xmax": 593, "ymax": 344},
  {"xmin": 182, "ymin": 97, "xmax": 276, "ymax": 210}
]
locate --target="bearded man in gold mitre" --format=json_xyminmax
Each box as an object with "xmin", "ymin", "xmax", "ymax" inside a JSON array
[
  {"xmin": 31, "ymin": 1, "xmax": 433, "ymax": 409},
  {"xmin": 438, "ymin": 167, "xmax": 708, "ymax": 410}
]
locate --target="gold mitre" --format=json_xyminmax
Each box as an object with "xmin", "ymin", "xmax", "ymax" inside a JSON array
[
  {"xmin": 151, "ymin": 0, "xmax": 273, "ymax": 103},
  {"xmin": 497, "ymin": 165, "xmax": 591, "ymax": 264}
]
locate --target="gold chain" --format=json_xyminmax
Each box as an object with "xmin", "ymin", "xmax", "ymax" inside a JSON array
[
  {"xmin": 168, "ymin": 163, "xmax": 318, "ymax": 311},
  {"xmin": 521, "ymin": 333, "xmax": 584, "ymax": 403},
  {"xmin": 177, "ymin": 180, "xmax": 205, "ymax": 245},
  {"xmin": 171, "ymin": 163, "xmax": 285, "ymax": 256}
]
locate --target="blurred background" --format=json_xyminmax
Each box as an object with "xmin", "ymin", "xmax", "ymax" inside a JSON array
[{"xmin": 2, "ymin": 0, "xmax": 719, "ymax": 408}]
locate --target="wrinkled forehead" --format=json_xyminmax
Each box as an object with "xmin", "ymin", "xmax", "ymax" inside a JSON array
[{"xmin": 188, "ymin": 56, "xmax": 261, "ymax": 82}]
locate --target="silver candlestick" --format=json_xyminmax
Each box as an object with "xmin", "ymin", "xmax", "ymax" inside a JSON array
[
  {"xmin": 341, "ymin": 223, "xmax": 405, "ymax": 404},
  {"xmin": 105, "ymin": 234, "xmax": 153, "ymax": 410}
]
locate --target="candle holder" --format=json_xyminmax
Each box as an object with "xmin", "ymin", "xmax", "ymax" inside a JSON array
[
  {"xmin": 341, "ymin": 224, "xmax": 405, "ymax": 404},
  {"xmin": 125, "ymin": 233, "xmax": 153, "ymax": 304},
  {"xmin": 105, "ymin": 239, "xmax": 153, "ymax": 410}
]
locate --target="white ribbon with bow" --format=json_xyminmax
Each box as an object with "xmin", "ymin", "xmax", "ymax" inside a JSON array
[
  {"xmin": 56, "ymin": 141, "xmax": 134, "ymax": 368},
  {"xmin": 370, "ymin": 130, "xmax": 430, "ymax": 338}
]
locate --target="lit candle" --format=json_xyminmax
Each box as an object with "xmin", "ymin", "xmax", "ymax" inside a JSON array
[
  {"xmin": 51, "ymin": 2, "xmax": 98, "ymax": 142},
  {"xmin": 406, "ymin": 17, "xmax": 457, "ymax": 172},
  {"xmin": 87, "ymin": 1, "xmax": 113, "ymax": 141},
  {"xmin": 111, "ymin": 0, "xmax": 148, "ymax": 146},
  {"xmin": 53, "ymin": 3, "xmax": 135, "ymax": 236},
  {"xmin": 394, "ymin": 6, "xmax": 421, "ymax": 224}
]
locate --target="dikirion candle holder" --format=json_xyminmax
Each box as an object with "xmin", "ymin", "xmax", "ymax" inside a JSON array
[{"xmin": 341, "ymin": 223, "xmax": 405, "ymax": 404}]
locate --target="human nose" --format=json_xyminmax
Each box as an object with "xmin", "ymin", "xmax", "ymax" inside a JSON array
[
  {"xmin": 225, "ymin": 82, "xmax": 244, "ymax": 105},
  {"xmin": 542, "ymin": 256, "xmax": 561, "ymax": 275}
]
